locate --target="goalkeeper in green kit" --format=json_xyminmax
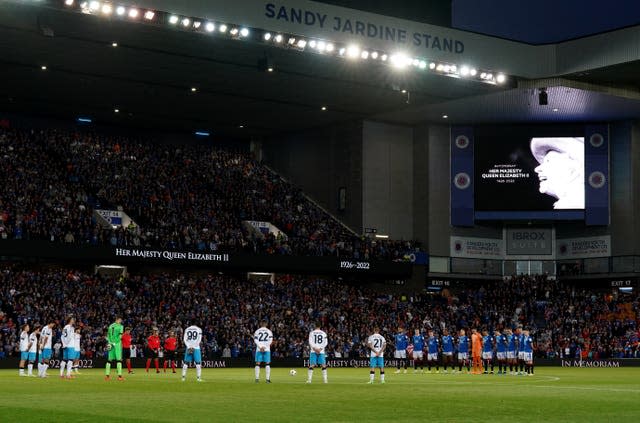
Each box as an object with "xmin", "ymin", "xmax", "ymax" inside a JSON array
[{"xmin": 105, "ymin": 317, "xmax": 124, "ymax": 381}]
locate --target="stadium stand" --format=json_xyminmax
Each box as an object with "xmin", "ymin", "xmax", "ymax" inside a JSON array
[
  {"xmin": 0, "ymin": 127, "xmax": 419, "ymax": 261},
  {"xmin": 0, "ymin": 267, "xmax": 637, "ymax": 360}
]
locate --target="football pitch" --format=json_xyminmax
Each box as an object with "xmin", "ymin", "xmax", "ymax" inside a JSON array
[{"xmin": 1, "ymin": 367, "xmax": 639, "ymax": 422}]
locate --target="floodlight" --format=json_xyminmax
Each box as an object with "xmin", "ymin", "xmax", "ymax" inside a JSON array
[{"xmin": 346, "ymin": 45, "xmax": 360, "ymax": 58}]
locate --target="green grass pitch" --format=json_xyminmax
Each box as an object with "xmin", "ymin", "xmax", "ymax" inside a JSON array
[{"xmin": 1, "ymin": 367, "xmax": 639, "ymax": 422}]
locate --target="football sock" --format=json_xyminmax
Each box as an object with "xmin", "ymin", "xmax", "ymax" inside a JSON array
[
  {"xmin": 265, "ymin": 365, "xmax": 271, "ymax": 380},
  {"xmin": 37, "ymin": 363, "xmax": 43, "ymax": 376},
  {"xmin": 59, "ymin": 361, "xmax": 65, "ymax": 376},
  {"xmin": 322, "ymin": 368, "xmax": 327, "ymax": 383},
  {"xmin": 27, "ymin": 364, "xmax": 33, "ymax": 376},
  {"xmin": 182, "ymin": 364, "xmax": 188, "ymax": 378},
  {"xmin": 117, "ymin": 362, "xmax": 122, "ymax": 376},
  {"xmin": 196, "ymin": 364, "xmax": 202, "ymax": 379},
  {"xmin": 155, "ymin": 359, "xmax": 159, "ymax": 371},
  {"xmin": 126, "ymin": 360, "xmax": 132, "ymax": 372},
  {"xmin": 66, "ymin": 360, "xmax": 73, "ymax": 377},
  {"xmin": 255, "ymin": 365, "xmax": 260, "ymax": 380},
  {"xmin": 145, "ymin": 359, "xmax": 151, "ymax": 371},
  {"xmin": 307, "ymin": 368, "xmax": 313, "ymax": 382},
  {"xmin": 105, "ymin": 362, "xmax": 111, "ymax": 376},
  {"xmin": 380, "ymin": 370, "xmax": 385, "ymax": 382},
  {"xmin": 369, "ymin": 370, "xmax": 375, "ymax": 382}
]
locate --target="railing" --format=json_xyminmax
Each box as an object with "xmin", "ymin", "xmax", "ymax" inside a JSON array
[{"xmin": 431, "ymin": 255, "xmax": 640, "ymax": 277}]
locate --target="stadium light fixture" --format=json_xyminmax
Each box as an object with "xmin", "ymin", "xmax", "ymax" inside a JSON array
[
  {"xmin": 469, "ymin": 68, "xmax": 477, "ymax": 76},
  {"xmin": 101, "ymin": 4, "xmax": 112, "ymax": 15},
  {"xmin": 182, "ymin": 18, "xmax": 190, "ymax": 27},
  {"xmin": 316, "ymin": 40, "xmax": 326, "ymax": 51},
  {"xmin": 88, "ymin": 1, "xmax": 99, "ymax": 12},
  {"xmin": 375, "ymin": 234, "xmax": 389, "ymax": 239},
  {"xmin": 240, "ymin": 28, "xmax": 250, "ymax": 37},
  {"xmin": 41, "ymin": 65, "xmax": 47, "ymax": 70},
  {"xmin": 480, "ymin": 72, "xmax": 487, "ymax": 79},
  {"xmin": 346, "ymin": 45, "xmax": 360, "ymax": 59},
  {"xmin": 168, "ymin": 15, "xmax": 179, "ymax": 24},
  {"xmin": 380, "ymin": 54, "xmax": 387, "ymax": 61},
  {"xmin": 297, "ymin": 39, "xmax": 307, "ymax": 49},
  {"xmin": 114, "ymin": 108, "xmax": 119, "ymax": 113},
  {"xmin": 486, "ymin": 73, "xmax": 493, "ymax": 80},
  {"xmin": 111, "ymin": 41, "xmax": 118, "ymax": 47},
  {"xmin": 263, "ymin": 32, "xmax": 272, "ymax": 41},
  {"xmin": 429, "ymin": 62, "xmax": 436, "ymax": 69},
  {"xmin": 115, "ymin": 5, "xmax": 125, "ymax": 15},
  {"xmin": 361, "ymin": 50, "xmax": 369, "ymax": 59},
  {"xmin": 287, "ymin": 37, "xmax": 296, "ymax": 45},
  {"xmin": 496, "ymin": 73, "xmax": 506, "ymax": 83},
  {"xmin": 219, "ymin": 24, "xmax": 227, "ymax": 33},
  {"xmin": 191, "ymin": 87, "xmax": 197, "ymax": 92},
  {"xmin": 144, "ymin": 11, "xmax": 155, "ymax": 20},
  {"xmin": 309, "ymin": 40, "xmax": 317, "ymax": 49},
  {"xmin": 442, "ymin": 115, "xmax": 448, "ymax": 119},
  {"xmin": 460, "ymin": 66, "xmax": 470, "ymax": 76},
  {"xmin": 321, "ymin": 106, "xmax": 327, "ymax": 111},
  {"xmin": 390, "ymin": 53, "xmax": 409, "ymax": 69},
  {"xmin": 128, "ymin": 8, "xmax": 138, "ymax": 18},
  {"xmin": 443, "ymin": 65, "xmax": 450, "ymax": 73},
  {"xmin": 274, "ymin": 34, "xmax": 283, "ymax": 43},
  {"xmin": 230, "ymin": 27, "xmax": 239, "ymax": 35},
  {"xmin": 371, "ymin": 51, "xmax": 378, "ymax": 59},
  {"xmin": 325, "ymin": 43, "xmax": 334, "ymax": 52},
  {"xmin": 419, "ymin": 61, "xmax": 427, "ymax": 69},
  {"xmin": 65, "ymin": 0, "xmax": 74, "ymax": 5},
  {"xmin": 193, "ymin": 21, "xmax": 201, "ymax": 29},
  {"xmin": 205, "ymin": 22, "xmax": 215, "ymax": 32}
]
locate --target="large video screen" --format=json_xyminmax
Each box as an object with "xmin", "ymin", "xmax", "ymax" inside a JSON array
[{"xmin": 474, "ymin": 126, "xmax": 585, "ymax": 216}]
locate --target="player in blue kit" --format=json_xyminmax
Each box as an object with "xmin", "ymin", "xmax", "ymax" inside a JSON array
[
  {"xmin": 522, "ymin": 329, "xmax": 535, "ymax": 375},
  {"xmin": 394, "ymin": 327, "xmax": 409, "ymax": 374},
  {"xmin": 517, "ymin": 326, "xmax": 526, "ymax": 375},
  {"xmin": 506, "ymin": 328, "xmax": 517, "ymax": 375},
  {"xmin": 412, "ymin": 329, "xmax": 425, "ymax": 373},
  {"xmin": 457, "ymin": 329, "xmax": 470, "ymax": 373},
  {"xmin": 482, "ymin": 330, "xmax": 494, "ymax": 374},
  {"xmin": 426, "ymin": 329, "xmax": 439, "ymax": 373},
  {"xmin": 494, "ymin": 330, "xmax": 507, "ymax": 375},
  {"xmin": 441, "ymin": 329, "xmax": 454, "ymax": 373}
]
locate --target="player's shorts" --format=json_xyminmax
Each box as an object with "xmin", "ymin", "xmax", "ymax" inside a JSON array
[
  {"xmin": 496, "ymin": 352, "xmax": 507, "ymax": 360},
  {"xmin": 20, "ymin": 351, "xmax": 29, "ymax": 361},
  {"xmin": 507, "ymin": 351, "xmax": 516, "ymax": 360},
  {"xmin": 442, "ymin": 351, "xmax": 453, "ymax": 357},
  {"xmin": 457, "ymin": 352, "xmax": 469, "ymax": 361},
  {"xmin": 164, "ymin": 350, "xmax": 177, "ymax": 361},
  {"xmin": 522, "ymin": 352, "xmax": 533, "ymax": 363},
  {"xmin": 70, "ymin": 349, "xmax": 80, "ymax": 360},
  {"xmin": 482, "ymin": 352, "xmax": 493, "ymax": 360},
  {"xmin": 108, "ymin": 343, "xmax": 123, "ymax": 361},
  {"xmin": 123, "ymin": 347, "xmax": 131, "ymax": 360},
  {"xmin": 427, "ymin": 353, "xmax": 438, "ymax": 361},
  {"xmin": 62, "ymin": 347, "xmax": 72, "ymax": 360},
  {"xmin": 412, "ymin": 351, "xmax": 424, "ymax": 360},
  {"xmin": 369, "ymin": 356, "xmax": 384, "ymax": 368},
  {"xmin": 26, "ymin": 352, "xmax": 36, "ymax": 362},
  {"xmin": 184, "ymin": 348, "xmax": 202, "ymax": 364},
  {"xmin": 518, "ymin": 351, "xmax": 525, "ymax": 360},
  {"xmin": 39, "ymin": 348, "xmax": 52, "ymax": 362},
  {"xmin": 146, "ymin": 347, "xmax": 159, "ymax": 359},
  {"xmin": 394, "ymin": 350, "xmax": 407, "ymax": 359},
  {"xmin": 255, "ymin": 351, "xmax": 271, "ymax": 363},
  {"xmin": 309, "ymin": 352, "xmax": 326, "ymax": 366}
]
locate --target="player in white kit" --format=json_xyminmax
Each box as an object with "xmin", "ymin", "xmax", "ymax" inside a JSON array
[
  {"xmin": 182, "ymin": 324, "xmax": 203, "ymax": 382},
  {"xmin": 254, "ymin": 321, "xmax": 274, "ymax": 383},
  {"xmin": 367, "ymin": 327, "xmax": 387, "ymax": 384},
  {"xmin": 27, "ymin": 325, "xmax": 40, "ymax": 377},
  {"xmin": 18, "ymin": 324, "xmax": 30, "ymax": 376},
  {"xmin": 72, "ymin": 327, "xmax": 82, "ymax": 374},
  {"xmin": 60, "ymin": 317, "xmax": 75, "ymax": 379},
  {"xmin": 307, "ymin": 324, "xmax": 328, "ymax": 384},
  {"xmin": 38, "ymin": 322, "xmax": 55, "ymax": 377}
]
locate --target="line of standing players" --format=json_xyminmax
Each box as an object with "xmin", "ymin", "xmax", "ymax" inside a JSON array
[{"xmin": 393, "ymin": 326, "xmax": 536, "ymax": 376}]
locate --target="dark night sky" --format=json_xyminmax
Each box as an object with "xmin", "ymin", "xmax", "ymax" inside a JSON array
[{"xmin": 452, "ymin": 0, "xmax": 640, "ymax": 43}]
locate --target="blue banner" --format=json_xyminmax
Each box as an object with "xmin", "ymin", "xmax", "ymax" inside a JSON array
[
  {"xmin": 450, "ymin": 127, "xmax": 474, "ymax": 226},
  {"xmin": 585, "ymin": 125, "xmax": 609, "ymax": 225}
]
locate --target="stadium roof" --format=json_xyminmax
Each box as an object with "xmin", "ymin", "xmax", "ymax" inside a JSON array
[{"xmin": 1, "ymin": 1, "xmax": 640, "ymax": 138}]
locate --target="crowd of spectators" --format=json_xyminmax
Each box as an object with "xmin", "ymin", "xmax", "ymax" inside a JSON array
[
  {"xmin": 0, "ymin": 267, "xmax": 637, "ymax": 361},
  {"xmin": 0, "ymin": 127, "xmax": 418, "ymax": 261}
]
